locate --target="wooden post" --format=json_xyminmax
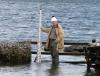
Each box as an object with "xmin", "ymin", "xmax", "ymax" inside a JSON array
[{"xmin": 84, "ymin": 47, "xmax": 91, "ymax": 69}]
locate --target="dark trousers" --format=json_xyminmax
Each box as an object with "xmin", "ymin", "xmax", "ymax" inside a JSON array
[{"xmin": 49, "ymin": 39, "xmax": 59, "ymax": 65}]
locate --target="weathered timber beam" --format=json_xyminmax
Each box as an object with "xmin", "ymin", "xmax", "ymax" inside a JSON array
[
  {"xmin": 31, "ymin": 41, "xmax": 89, "ymax": 45},
  {"xmin": 31, "ymin": 51, "xmax": 84, "ymax": 55}
]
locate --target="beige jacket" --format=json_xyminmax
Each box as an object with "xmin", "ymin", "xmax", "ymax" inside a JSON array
[{"xmin": 41, "ymin": 24, "xmax": 64, "ymax": 51}]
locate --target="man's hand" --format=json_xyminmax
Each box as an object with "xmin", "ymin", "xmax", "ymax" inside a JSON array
[{"xmin": 41, "ymin": 27, "xmax": 50, "ymax": 33}]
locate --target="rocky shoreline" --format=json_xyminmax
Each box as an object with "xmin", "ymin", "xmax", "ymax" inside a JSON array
[{"xmin": 0, "ymin": 40, "xmax": 31, "ymax": 65}]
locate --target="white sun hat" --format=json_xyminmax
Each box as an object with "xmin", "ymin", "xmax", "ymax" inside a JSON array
[{"xmin": 51, "ymin": 16, "xmax": 58, "ymax": 22}]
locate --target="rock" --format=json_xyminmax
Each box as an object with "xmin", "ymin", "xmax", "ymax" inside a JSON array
[{"xmin": 0, "ymin": 40, "xmax": 31, "ymax": 65}]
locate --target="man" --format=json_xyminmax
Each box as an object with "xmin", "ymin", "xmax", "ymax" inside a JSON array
[{"xmin": 41, "ymin": 16, "xmax": 64, "ymax": 65}]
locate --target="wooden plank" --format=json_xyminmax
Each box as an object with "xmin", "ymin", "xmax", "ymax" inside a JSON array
[
  {"xmin": 60, "ymin": 61, "xmax": 86, "ymax": 64},
  {"xmin": 31, "ymin": 51, "xmax": 84, "ymax": 55},
  {"xmin": 42, "ymin": 60, "xmax": 86, "ymax": 64},
  {"xmin": 31, "ymin": 41, "xmax": 89, "ymax": 45}
]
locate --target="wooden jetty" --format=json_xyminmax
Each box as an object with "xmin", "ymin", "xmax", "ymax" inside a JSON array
[
  {"xmin": 32, "ymin": 41, "xmax": 88, "ymax": 64},
  {"xmin": 31, "ymin": 41, "xmax": 100, "ymax": 67},
  {"xmin": 31, "ymin": 40, "xmax": 89, "ymax": 55}
]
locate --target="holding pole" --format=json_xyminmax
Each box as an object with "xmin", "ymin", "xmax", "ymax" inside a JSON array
[{"xmin": 35, "ymin": 9, "xmax": 42, "ymax": 63}]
